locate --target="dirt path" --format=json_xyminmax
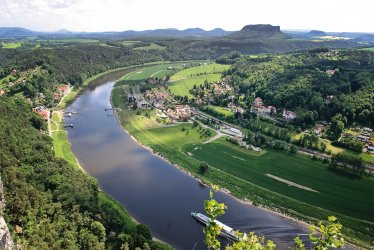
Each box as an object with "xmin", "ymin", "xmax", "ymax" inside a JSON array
[{"xmin": 203, "ymin": 133, "xmax": 223, "ymax": 144}]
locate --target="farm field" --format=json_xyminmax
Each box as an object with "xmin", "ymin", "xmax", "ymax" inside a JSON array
[
  {"xmin": 182, "ymin": 137, "xmax": 374, "ymax": 222},
  {"xmin": 117, "ymin": 63, "xmax": 186, "ymax": 84},
  {"xmin": 205, "ymin": 104, "xmax": 234, "ymax": 116},
  {"xmin": 170, "ymin": 63, "xmax": 230, "ymax": 81},
  {"xmin": 167, "ymin": 63, "xmax": 229, "ymax": 97},
  {"xmin": 121, "ymin": 40, "xmax": 140, "ymax": 46},
  {"xmin": 359, "ymin": 47, "xmax": 374, "ymax": 51},
  {"xmin": 168, "ymin": 74, "xmax": 222, "ymax": 97},
  {"xmin": 144, "ymin": 124, "xmax": 217, "ymax": 148},
  {"xmin": 133, "ymin": 42, "xmax": 166, "ymax": 50},
  {"xmin": 37, "ymin": 38, "xmax": 99, "ymax": 43},
  {"xmin": 1, "ymin": 42, "xmax": 22, "ymax": 48}
]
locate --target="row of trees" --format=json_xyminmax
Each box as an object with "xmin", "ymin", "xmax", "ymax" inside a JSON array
[{"xmin": 330, "ymin": 153, "xmax": 365, "ymax": 175}]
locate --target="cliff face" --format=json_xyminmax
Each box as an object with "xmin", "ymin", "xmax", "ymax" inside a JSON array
[{"xmin": 0, "ymin": 178, "xmax": 13, "ymax": 250}]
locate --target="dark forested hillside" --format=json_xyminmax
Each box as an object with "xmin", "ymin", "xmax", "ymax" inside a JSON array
[
  {"xmin": 225, "ymin": 49, "xmax": 374, "ymax": 127},
  {"xmin": 0, "ymin": 97, "xmax": 168, "ymax": 249}
]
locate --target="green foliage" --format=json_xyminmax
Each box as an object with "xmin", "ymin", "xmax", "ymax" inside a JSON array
[
  {"xmin": 204, "ymin": 189, "xmax": 344, "ymax": 250},
  {"xmin": 204, "ymin": 188, "xmax": 227, "ymax": 249},
  {"xmin": 330, "ymin": 153, "xmax": 364, "ymax": 175},
  {"xmin": 227, "ymin": 49, "xmax": 374, "ymax": 127},
  {"xmin": 327, "ymin": 114, "xmax": 346, "ymax": 140},
  {"xmin": 200, "ymin": 161, "xmax": 209, "ymax": 174},
  {"xmin": 0, "ymin": 96, "xmax": 165, "ymax": 249}
]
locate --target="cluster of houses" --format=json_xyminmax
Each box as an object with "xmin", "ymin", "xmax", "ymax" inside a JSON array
[
  {"xmin": 251, "ymin": 97, "xmax": 296, "ymax": 120},
  {"xmin": 313, "ymin": 122, "xmax": 327, "ymax": 135},
  {"xmin": 144, "ymin": 89, "xmax": 169, "ymax": 109},
  {"xmin": 53, "ymin": 84, "xmax": 71, "ymax": 101},
  {"xmin": 252, "ymin": 97, "xmax": 277, "ymax": 115},
  {"xmin": 33, "ymin": 106, "xmax": 50, "ymax": 121},
  {"xmin": 212, "ymin": 82, "xmax": 232, "ymax": 96},
  {"xmin": 358, "ymin": 127, "xmax": 374, "ymax": 153},
  {"xmin": 166, "ymin": 105, "xmax": 191, "ymax": 121},
  {"xmin": 343, "ymin": 127, "xmax": 374, "ymax": 153},
  {"xmin": 192, "ymin": 81, "xmax": 233, "ymax": 106}
]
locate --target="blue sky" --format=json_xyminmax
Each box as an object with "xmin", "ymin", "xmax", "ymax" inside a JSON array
[{"xmin": 0, "ymin": 0, "xmax": 373, "ymax": 32}]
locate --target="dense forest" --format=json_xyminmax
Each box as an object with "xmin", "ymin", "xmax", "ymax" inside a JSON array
[
  {"xmin": 0, "ymin": 96, "xmax": 169, "ymax": 249},
  {"xmin": 224, "ymin": 49, "xmax": 374, "ymax": 127}
]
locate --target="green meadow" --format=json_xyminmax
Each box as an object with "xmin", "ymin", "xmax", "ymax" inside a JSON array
[
  {"xmin": 133, "ymin": 43, "xmax": 166, "ymax": 51},
  {"xmin": 167, "ymin": 63, "xmax": 229, "ymax": 97},
  {"xmin": 51, "ymin": 112, "xmax": 80, "ymax": 169},
  {"xmin": 168, "ymin": 74, "xmax": 222, "ymax": 97},
  {"xmin": 170, "ymin": 63, "xmax": 230, "ymax": 81},
  {"xmin": 205, "ymin": 104, "xmax": 234, "ymax": 116},
  {"xmin": 1, "ymin": 42, "xmax": 22, "ymax": 48},
  {"xmin": 117, "ymin": 63, "xmax": 185, "ymax": 84},
  {"xmin": 183, "ymin": 137, "xmax": 374, "ymax": 222},
  {"xmin": 359, "ymin": 47, "xmax": 374, "ymax": 51}
]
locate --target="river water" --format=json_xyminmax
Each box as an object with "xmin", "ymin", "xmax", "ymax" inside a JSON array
[{"xmin": 66, "ymin": 78, "xmax": 309, "ymax": 249}]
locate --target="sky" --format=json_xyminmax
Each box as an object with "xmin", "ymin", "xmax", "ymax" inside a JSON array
[{"xmin": 0, "ymin": 0, "xmax": 373, "ymax": 33}]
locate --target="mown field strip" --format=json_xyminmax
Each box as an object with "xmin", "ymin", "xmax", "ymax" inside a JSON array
[{"xmin": 266, "ymin": 174, "xmax": 319, "ymax": 193}]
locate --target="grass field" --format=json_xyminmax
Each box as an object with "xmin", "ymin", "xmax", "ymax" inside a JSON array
[
  {"xmin": 1, "ymin": 42, "xmax": 22, "ymax": 48},
  {"xmin": 205, "ymin": 105, "xmax": 234, "ymax": 116},
  {"xmin": 50, "ymin": 112, "xmax": 80, "ymax": 169},
  {"xmin": 168, "ymin": 74, "xmax": 222, "ymax": 97},
  {"xmin": 121, "ymin": 40, "xmax": 140, "ymax": 46},
  {"xmin": 38, "ymin": 38, "xmax": 99, "ymax": 43},
  {"xmin": 145, "ymin": 124, "xmax": 217, "ymax": 148},
  {"xmin": 183, "ymin": 137, "xmax": 374, "ymax": 222},
  {"xmin": 359, "ymin": 47, "xmax": 374, "ymax": 51},
  {"xmin": 170, "ymin": 63, "xmax": 230, "ymax": 81},
  {"xmin": 167, "ymin": 63, "xmax": 229, "ymax": 97},
  {"xmin": 117, "ymin": 63, "xmax": 185, "ymax": 85},
  {"xmin": 133, "ymin": 43, "xmax": 166, "ymax": 51}
]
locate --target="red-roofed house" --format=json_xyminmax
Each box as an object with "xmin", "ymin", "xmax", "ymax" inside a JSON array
[
  {"xmin": 38, "ymin": 110, "xmax": 49, "ymax": 121},
  {"xmin": 58, "ymin": 85, "xmax": 70, "ymax": 96}
]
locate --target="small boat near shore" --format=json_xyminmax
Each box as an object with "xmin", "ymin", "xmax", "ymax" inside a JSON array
[{"xmin": 191, "ymin": 212, "xmax": 239, "ymax": 241}]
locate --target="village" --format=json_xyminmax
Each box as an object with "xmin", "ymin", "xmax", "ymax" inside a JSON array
[{"xmin": 124, "ymin": 75, "xmax": 374, "ymax": 157}]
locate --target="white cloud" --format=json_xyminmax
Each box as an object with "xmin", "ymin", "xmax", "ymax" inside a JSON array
[{"xmin": 0, "ymin": 0, "xmax": 373, "ymax": 32}]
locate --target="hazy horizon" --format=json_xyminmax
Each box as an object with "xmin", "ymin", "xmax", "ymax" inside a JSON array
[{"xmin": 0, "ymin": 0, "xmax": 373, "ymax": 33}]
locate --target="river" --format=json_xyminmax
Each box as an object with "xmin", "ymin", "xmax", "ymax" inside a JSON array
[{"xmin": 66, "ymin": 77, "xmax": 309, "ymax": 249}]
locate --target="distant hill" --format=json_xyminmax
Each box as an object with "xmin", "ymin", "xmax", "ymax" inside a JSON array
[
  {"xmin": 112, "ymin": 28, "xmax": 232, "ymax": 38},
  {"xmin": 226, "ymin": 24, "xmax": 289, "ymax": 40},
  {"xmin": 0, "ymin": 27, "xmax": 39, "ymax": 37},
  {"xmin": 0, "ymin": 27, "xmax": 232, "ymax": 39},
  {"xmin": 307, "ymin": 30, "xmax": 327, "ymax": 37}
]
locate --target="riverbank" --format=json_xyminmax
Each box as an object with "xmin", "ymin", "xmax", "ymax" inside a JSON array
[
  {"xmin": 111, "ymin": 68, "xmax": 372, "ymax": 248},
  {"xmin": 50, "ymin": 64, "xmax": 175, "ymax": 250}
]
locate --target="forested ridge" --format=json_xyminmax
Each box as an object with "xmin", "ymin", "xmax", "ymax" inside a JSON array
[
  {"xmin": 225, "ymin": 49, "xmax": 374, "ymax": 127},
  {"xmin": 0, "ymin": 44, "xmax": 174, "ymax": 249},
  {"xmin": 0, "ymin": 96, "xmax": 169, "ymax": 249}
]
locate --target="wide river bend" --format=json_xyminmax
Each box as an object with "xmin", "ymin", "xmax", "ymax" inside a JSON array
[{"xmin": 66, "ymin": 77, "xmax": 309, "ymax": 249}]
